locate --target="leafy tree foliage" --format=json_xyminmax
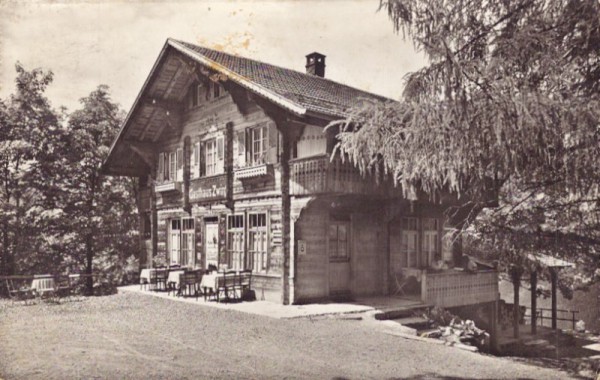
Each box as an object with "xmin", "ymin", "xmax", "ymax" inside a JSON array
[
  {"xmin": 1, "ymin": 66, "xmax": 140, "ymax": 293},
  {"xmin": 332, "ymin": 0, "xmax": 600, "ymax": 292},
  {"xmin": 0, "ymin": 63, "xmax": 62, "ymax": 275},
  {"xmin": 60, "ymin": 85, "xmax": 139, "ymax": 293}
]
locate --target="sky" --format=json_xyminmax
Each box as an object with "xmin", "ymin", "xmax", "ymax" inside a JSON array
[{"xmin": 0, "ymin": 0, "xmax": 426, "ymax": 113}]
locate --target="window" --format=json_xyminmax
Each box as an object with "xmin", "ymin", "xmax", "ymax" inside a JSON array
[
  {"xmin": 234, "ymin": 130, "xmax": 246, "ymax": 168},
  {"xmin": 401, "ymin": 217, "xmax": 418, "ymax": 268},
  {"xmin": 169, "ymin": 218, "xmax": 195, "ymax": 267},
  {"xmin": 204, "ymin": 137, "xmax": 224, "ymax": 176},
  {"xmin": 226, "ymin": 213, "xmax": 270, "ymax": 273},
  {"xmin": 422, "ymin": 218, "xmax": 439, "ymax": 267},
  {"xmin": 158, "ymin": 151, "xmax": 183, "ymax": 182},
  {"xmin": 227, "ymin": 215, "xmax": 245, "ymax": 270},
  {"xmin": 250, "ymin": 124, "xmax": 267, "ymax": 164},
  {"xmin": 189, "ymin": 83, "xmax": 204, "ymax": 108},
  {"xmin": 248, "ymin": 213, "xmax": 268, "ymax": 272},
  {"xmin": 328, "ymin": 222, "xmax": 349, "ymax": 261}
]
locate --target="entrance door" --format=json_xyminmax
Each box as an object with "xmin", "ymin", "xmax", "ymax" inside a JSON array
[
  {"xmin": 205, "ymin": 222, "xmax": 219, "ymax": 269},
  {"xmin": 328, "ymin": 222, "xmax": 350, "ymax": 295}
]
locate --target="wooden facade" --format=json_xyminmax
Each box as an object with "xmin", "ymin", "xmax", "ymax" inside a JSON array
[{"xmin": 103, "ymin": 39, "xmax": 499, "ymax": 307}]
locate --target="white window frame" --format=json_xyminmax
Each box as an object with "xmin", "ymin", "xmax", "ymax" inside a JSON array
[
  {"xmin": 169, "ymin": 152, "xmax": 177, "ymax": 182},
  {"xmin": 227, "ymin": 214, "xmax": 245, "ymax": 270},
  {"xmin": 422, "ymin": 218, "xmax": 440, "ymax": 267},
  {"xmin": 204, "ymin": 136, "xmax": 224, "ymax": 176},
  {"xmin": 401, "ymin": 217, "xmax": 418, "ymax": 268},
  {"xmin": 248, "ymin": 213, "xmax": 268, "ymax": 273},
  {"xmin": 250, "ymin": 125, "xmax": 267, "ymax": 165}
]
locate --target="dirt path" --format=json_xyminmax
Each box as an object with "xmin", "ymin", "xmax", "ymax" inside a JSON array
[{"xmin": 0, "ymin": 293, "xmax": 576, "ymax": 379}]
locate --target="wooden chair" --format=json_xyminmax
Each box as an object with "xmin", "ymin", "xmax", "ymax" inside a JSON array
[
  {"xmin": 178, "ymin": 271, "xmax": 201, "ymax": 300},
  {"xmin": 154, "ymin": 268, "xmax": 168, "ymax": 291},
  {"xmin": 215, "ymin": 270, "xmax": 238, "ymax": 302},
  {"xmin": 239, "ymin": 269, "xmax": 253, "ymax": 301}
]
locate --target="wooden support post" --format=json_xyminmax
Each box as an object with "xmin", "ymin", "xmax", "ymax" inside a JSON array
[
  {"xmin": 281, "ymin": 128, "xmax": 291, "ymax": 305},
  {"xmin": 511, "ymin": 267, "xmax": 522, "ymax": 339},
  {"xmin": 150, "ymin": 179, "xmax": 158, "ymax": 268},
  {"xmin": 551, "ymin": 268, "xmax": 558, "ymax": 330},
  {"xmin": 531, "ymin": 270, "xmax": 537, "ymax": 335},
  {"xmin": 490, "ymin": 300, "xmax": 499, "ymax": 352}
]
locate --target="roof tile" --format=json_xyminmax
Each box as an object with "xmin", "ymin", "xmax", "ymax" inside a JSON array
[{"xmin": 175, "ymin": 40, "xmax": 391, "ymax": 118}]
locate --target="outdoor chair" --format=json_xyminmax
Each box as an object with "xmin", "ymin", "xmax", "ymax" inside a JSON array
[
  {"xmin": 154, "ymin": 268, "xmax": 168, "ymax": 291},
  {"xmin": 5, "ymin": 278, "xmax": 35, "ymax": 305},
  {"xmin": 178, "ymin": 271, "xmax": 200, "ymax": 300},
  {"xmin": 239, "ymin": 269, "xmax": 253, "ymax": 301},
  {"xmin": 224, "ymin": 270, "xmax": 239, "ymax": 302}
]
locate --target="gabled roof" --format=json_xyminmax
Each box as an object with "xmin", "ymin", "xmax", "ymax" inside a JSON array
[
  {"xmin": 102, "ymin": 38, "xmax": 393, "ymax": 176},
  {"xmin": 169, "ymin": 39, "xmax": 391, "ymax": 118}
]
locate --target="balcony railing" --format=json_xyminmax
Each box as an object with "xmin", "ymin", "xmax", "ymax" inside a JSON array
[
  {"xmin": 290, "ymin": 155, "xmax": 387, "ymax": 196},
  {"xmin": 234, "ymin": 164, "xmax": 273, "ymax": 180},
  {"xmin": 421, "ymin": 269, "xmax": 499, "ymax": 308}
]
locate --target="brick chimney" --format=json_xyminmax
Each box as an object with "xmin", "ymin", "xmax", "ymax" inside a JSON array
[{"xmin": 305, "ymin": 52, "xmax": 326, "ymax": 77}]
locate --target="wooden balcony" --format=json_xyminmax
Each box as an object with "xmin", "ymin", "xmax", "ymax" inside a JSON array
[
  {"xmin": 421, "ymin": 269, "xmax": 499, "ymax": 308},
  {"xmin": 290, "ymin": 154, "xmax": 387, "ymax": 196}
]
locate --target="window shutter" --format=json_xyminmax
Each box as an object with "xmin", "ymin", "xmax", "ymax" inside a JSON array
[
  {"xmin": 235, "ymin": 130, "xmax": 246, "ymax": 167},
  {"xmin": 217, "ymin": 136, "xmax": 225, "ymax": 174},
  {"xmin": 267, "ymin": 122, "xmax": 279, "ymax": 164},
  {"xmin": 165, "ymin": 153, "xmax": 170, "ymax": 181},
  {"xmin": 199, "ymin": 141, "xmax": 206, "ymax": 177},
  {"xmin": 177, "ymin": 148, "xmax": 183, "ymax": 181},
  {"xmin": 157, "ymin": 153, "xmax": 164, "ymax": 182},
  {"xmin": 191, "ymin": 142, "xmax": 200, "ymax": 179},
  {"xmin": 245, "ymin": 128, "xmax": 251, "ymax": 165}
]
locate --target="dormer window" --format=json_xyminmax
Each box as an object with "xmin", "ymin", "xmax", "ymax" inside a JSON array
[{"xmin": 189, "ymin": 83, "xmax": 203, "ymax": 109}]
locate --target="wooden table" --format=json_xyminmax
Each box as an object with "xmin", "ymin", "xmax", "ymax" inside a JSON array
[
  {"xmin": 167, "ymin": 270, "xmax": 185, "ymax": 293},
  {"xmin": 139, "ymin": 269, "xmax": 155, "ymax": 285}
]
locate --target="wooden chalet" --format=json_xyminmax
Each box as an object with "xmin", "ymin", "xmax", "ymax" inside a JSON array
[{"xmin": 102, "ymin": 39, "xmax": 499, "ymax": 311}]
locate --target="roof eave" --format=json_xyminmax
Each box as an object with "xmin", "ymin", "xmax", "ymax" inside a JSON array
[{"xmin": 102, "ymin": 40, "xmax": 173, "ymax": 176}]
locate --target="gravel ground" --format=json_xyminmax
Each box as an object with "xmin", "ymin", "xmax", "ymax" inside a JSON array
[{"xmin": 0, "ymin": 293, "xmax": 576, "ymax": 380}]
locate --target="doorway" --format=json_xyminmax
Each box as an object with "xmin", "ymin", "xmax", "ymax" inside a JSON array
[{"xmin": 204, "ymin": 220, "xmax": 219, "ymax": 269}]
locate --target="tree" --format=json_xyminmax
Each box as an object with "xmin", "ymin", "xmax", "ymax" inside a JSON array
[
  {"xmin": 0, "ymin": 63, "xmax": 63, "ymax": 276},
  {"xmin": 333, "ymin": 0, "xmax": 599, "ymax": 246},
  {"xmin": 60, "ymin": 85, "xmax": 139, "ymax": 294},
  {"xmin": 331, "ymin": 0, "xmax": 600, "ymax": 332}
]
